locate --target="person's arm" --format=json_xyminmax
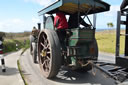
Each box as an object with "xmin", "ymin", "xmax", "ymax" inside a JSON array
[
  {"xmin": 54, "ymin": 17, "xmax": 59, "ymax": 28},
  {"xmin": 120, "ymin": 0, "xmax": 128, "ymax": 10},
  {"xmin": 55, "ymin": 18, "xmax": 59, "ymax": 27}
]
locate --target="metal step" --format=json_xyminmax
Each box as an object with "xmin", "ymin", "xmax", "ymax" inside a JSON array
[
  {"xmin": 120, "ymin": 21, "xmax": 127, "ymax": 25},
  {"xmin": 93, "ymin": 62, "xmax": 128, "ymax": 83}
]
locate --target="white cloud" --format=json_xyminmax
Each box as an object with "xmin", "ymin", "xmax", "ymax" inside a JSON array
[
  {"xmin": 0, "ymin": 17, "xmax": 43, "ymax": 32},
  {"xmin": 12, "ymin": 19, "xmax": 24, "ymax": 24},
  {"xmin": 32, "ymin": 17, "xmax": 40, "ymax": 23},
  {"xmin": 0, "ymin": 18, "xmax": 34, "ymax": 32},
  {"xmin": 104, "ymin": 5, "xmax": 120, "ymax": 17},
  {"xmin": 24, "ymin": 0, "xmax": 57, "ymax": 7},
  {"xmin": 0, "ymin": 19, "xmax": 24, "ymax": 32}
]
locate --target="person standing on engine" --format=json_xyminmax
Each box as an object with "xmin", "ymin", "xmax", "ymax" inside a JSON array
[{"xmin": 54, "ymin": 11, "xmax": 68, "ymax": 51}]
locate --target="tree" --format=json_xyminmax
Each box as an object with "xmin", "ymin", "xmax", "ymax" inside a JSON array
[{"xmin": 107, "ymin": 22, "xmax": 114, "ymax": 28}]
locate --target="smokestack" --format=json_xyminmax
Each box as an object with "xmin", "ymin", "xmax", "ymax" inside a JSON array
[{"xmin": 37, "ymin": 23, "xmax": 41, "ymax": 31}]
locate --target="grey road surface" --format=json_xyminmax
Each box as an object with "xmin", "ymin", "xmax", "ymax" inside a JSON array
[
  {"xmin": 0, "ymin": 50, "xmax": 24, "ymax": 85},
  {"xmin": 19, "ymin": 49, "xmax": 120, "ymax": 85}
]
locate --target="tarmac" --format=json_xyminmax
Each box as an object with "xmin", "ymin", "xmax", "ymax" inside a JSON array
[{"xmin": 0, "ymin": 50, "xmax": 24, "ymax": 85}]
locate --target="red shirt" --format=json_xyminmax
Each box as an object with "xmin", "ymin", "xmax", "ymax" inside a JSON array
[{"xmin": 54, "ymin": 12, "xmax": 68, "ymax": 29}]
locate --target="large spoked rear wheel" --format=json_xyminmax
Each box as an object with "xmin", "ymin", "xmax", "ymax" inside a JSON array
[{"xmin": 38, "ymin": 29, "xmax": 61, "ymax": 78}]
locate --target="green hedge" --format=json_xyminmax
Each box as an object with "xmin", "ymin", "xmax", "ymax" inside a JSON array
[{"xmin": 3, "ymin": 39, "xmax": 30, "ymax": 53}]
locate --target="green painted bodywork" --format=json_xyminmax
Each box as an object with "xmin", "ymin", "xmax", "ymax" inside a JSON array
[
  {"xmin": 67, "ymin": 28, "xmax": 95, "ymax": 62},
  {"xmin": 67, "ymin": 28, "xmax": 96, "ymax": 69},
  {"xmin": 69, "ymin": 28, "xmax": 94, "ymax": 46}
]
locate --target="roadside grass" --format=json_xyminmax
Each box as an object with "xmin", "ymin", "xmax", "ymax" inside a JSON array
[
  {"xmin": 17, "ymin": 60, "xmax": 28, "ymax": 85},
  {"xmin": 96, "ymin": 30, "xmax": 125, "ymax": 54},
  {"xmin": 20, "ymin": 40, "xmax": 30, "ymax": 55}
]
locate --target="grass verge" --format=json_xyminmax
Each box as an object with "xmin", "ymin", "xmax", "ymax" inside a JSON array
[
  {"xmin": 96, "ymin": 30, "xmax": 125, "ymax": 54},
  {"xmin": 17, "ymin": 60, "xmax": 28, "ymax": 85},
  {"xmin": 20, "ymin": 40, "xmax": 30, "ymax": 55}
]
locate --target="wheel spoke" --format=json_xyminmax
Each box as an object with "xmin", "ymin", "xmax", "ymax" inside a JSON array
[
  {"xmin": 45, "ymin": 60, "xmax": 50, "ymax": 71},
  {"xmin": 41, "ymin": 42, "xmax": 45, "ymax": 48},
  {"xmin": 40, "ymin": 53, "xmax": 42, "ymax": 57},
  {"xmin": 47, "ymin": 51, "xmax": 50, "ymax": 54},
  {"xmin": 43, "ymin": 34, "xmax": 46, "ymax": 40},
  {"xmin": 44, "ymin": 40, "xmax": 49, "ymax": 49},
  {"xmin": 42, "ymin": 60, "xmax": 50, "ymax": 72},
  {"xmin": 46, "ymin": 44, "xmax": 50, "ymax": 48},
  {"xmin": 41, "ymin": 41, "xmax": 49, "ymax": 51},
  {"xmin": 44, "ymin": 39, "xmax": 48, "ymax": 45},
  {"xmin": 41, "ymin": 59, "xmax": 47, "ymax": 68},
  {"xmin": 46, "ymin": 56, "xmax": 50, "ymax": 60},
  {"xmin": 39, "ymin": 57, "xmax": 44, "ymax": 68},
  {"xmin": 42, "ymin": 61, "xmax": 45, "ymax": 67},
  {"xmin": 40, "ymin": 56, "xmax": 44, "ymax": 64}
]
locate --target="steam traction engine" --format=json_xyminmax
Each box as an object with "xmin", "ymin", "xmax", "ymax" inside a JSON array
[{"xmin": 37, "ymin": 0, "xmax": 110, "ymax": 78}]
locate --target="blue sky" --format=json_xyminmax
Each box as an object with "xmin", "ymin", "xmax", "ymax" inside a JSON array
[{"xmin": 0, "ymin": 0, "xmax": 122, "ymax": 32}]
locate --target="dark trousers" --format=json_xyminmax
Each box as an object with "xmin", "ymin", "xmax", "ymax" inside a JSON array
[{"xmin": 56, "ymin": 29, "xmax": 66, "ymax": 51}]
